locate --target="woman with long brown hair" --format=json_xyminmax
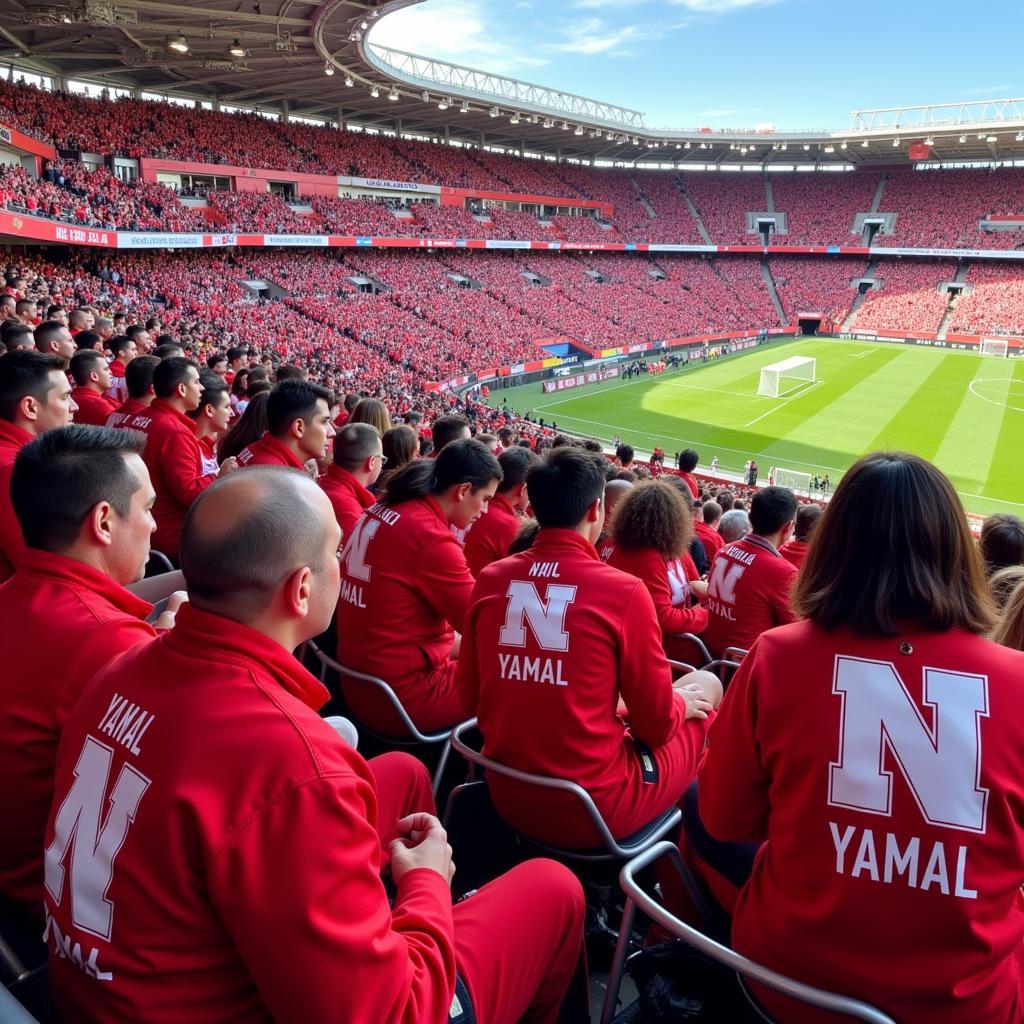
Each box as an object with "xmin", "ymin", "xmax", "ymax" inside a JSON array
[
  {"xmin": 696, "ymin": 451, "xmax": 1024, "ymax": 1023},
  {"xmin": 607, "ymin": 480, "xmax": 708, "ymax": 652},
  {"xmin": 348, "ymin": 397, "xmax": 392, "ymax": 436}
]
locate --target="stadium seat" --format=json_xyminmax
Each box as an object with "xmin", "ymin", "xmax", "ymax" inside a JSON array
[
  {"xmin": 306, "ymin": 640, "xmax": 454, "ymax": 795},
  {"xmin": 450, "ymin": 719, "xmax": 682, "ymax": 864},
  {"xmin": 0, "ymin": 984, "xmax": 42, "ymax": 1024},
  {"xmin": 600, "ymin": 840, "xmax": 897, "ymax": 1024}
]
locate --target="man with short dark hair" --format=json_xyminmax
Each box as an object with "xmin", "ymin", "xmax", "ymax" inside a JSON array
[
  {"xmin": 320, "ymin": 422, "xmax": 382, "ymax": 541},
  {"xmin": 696, "ymin": 499, "xmax": 725, "ymax": 563},
  {"xmin": 74, "ymin": 329, "xmax": 103, "ymax": 352},
  {"xmin": 676, "ymin": 448, "xmax": 700, "ymax": 499},
  {"xmin": 152, "ymin": 341, "xmax": 185, "ymax": 360},
  {"xmin": 430, "ymin": 414, "xmax": 470, "ymax": 454},
  {"xmin": 206, "ymin": 354, "xmax": 228, "ymax": 378},
  {"xmin": 126, "ymin": 323, "xmax": 152, "ymax": 355},
  {"xmin": 615, "ymin": 442, "xmax": 634, "ymax": 469},
  {"xmin": 107, "ymin": 355, "xmax": 160, "ymax": 428},
  {"xmin": 224, "ymin": 345, "xmax": 246, "ymax": 387},
  {"xmin": 0, "ymin": 351, "xmax": 77, "ymax": 582},
  {"xmin": 703, "ymin": 485, "xmax": 799, "ymax": 656},
  {"xmin": 67, "ymin": 308, "xmax": 93, "ymax": 336},
  {"xmin": 15, "ymin": 298, "xmax": 37, "ymax": 326},
  {"xmin": 106, "ymin": 335, "xmax": 137, "ymax": 405},
  {"xmin": 68, "ymin": 350, "xmax": 119, "ymax": 426},
  {"xmin": 132, "ymin": 357, "xmax": 235, "ymax": 558},
  {"xmin": 780, "ymin": 503, "xmax": 822, "ymax": 570},
  {"xmin": 237, "ymin": 380, "xmax": 336, "ymax": 472},
  {"xmin": 0, "ymin": 426, "xmax": 177, "ymax": 923},
  {"xmin": 459, "ymin": 446, "xmax": 721, "ymax": 848},
  {"xmin": 2, "ymin": 321, "xmax": 34, "ymax": 352},
  {"xmin": 44, "ymin": 467, "xmax": 586, "ymax": 1024},
  {"xmin": 34, "ymin": 320, "xmax": 75, "ymax": 362},
  {"xmin": 464, "ymin": 445, "xmax": 540, "ymax": 577}
]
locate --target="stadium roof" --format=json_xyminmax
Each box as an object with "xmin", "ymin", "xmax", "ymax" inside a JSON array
[{"xmin": 4, "ymin": 0, "xmax": 1024, "ymax": 168}]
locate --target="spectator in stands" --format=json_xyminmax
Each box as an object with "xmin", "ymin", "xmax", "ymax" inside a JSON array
[
  {"xmin": 0, "ymin": 351, "xmax": 77, "ymax": 583},
  {"xmin": 206, "ymin": 354, "xmax": 228, "ymax": 378},
  {"xmin": 697, "ymin": 499, "xmax": 725, "ymax": 564},
  {"xmin": 464, "ymin": 445, "xmax": 540, "ymax": 577},
  {"xmin": 348, "ymin": 397, "xmax": 392, "ymax": 436},
  {"xmin": 616, "ymin": 443, "xmax": 635, "ymax": 470},
  {"xmin": 430, "ymin": 414, "xmax": 471, "ymax": 453},
  {"xmin": 3, "ymin": 322, "xmax": 35, "ymax": 352},
  {"xmin": 992, "ymin": 576, "xmax": 1024, "ymax": 652},
  {"xmin": 696, "ymin": 451, "xmax": 1023, "ymax": 1024},
  {"xmin": 459, "ymin": 446, "xmax": 721, "ymax": 849},
  {"xmin": 703, "ymin": 487, "xmax": 798, "ymax": 657},
  {"xmin": 717, "ymin": 507, "xmax": 751, "ymax": 544},
  {"xmin": 595, "ymin": 477, "xmax": 634, "ymax": 562},
  {"xmin": 107, "ymin": 354, "xmax": 159, "ymax": 428},
  {"xmin": 67, "ymin": 308, "xmax": 93, "ymax": 335},
  {"xmin": 134, "ymin": 357, "xmax": 234, "ymax": 559},
  {"xmin": 337, "ymin": 439, "xmax": 501, "ymax": 735},
  {"xmin": 378, "ymin": 423, "xmax": 418, "ymax": 493},
  {"xmin": 68, "ymin": 350, "xmax": 118, "ymax": 426},
  {"xmin": 608, "ymin": 481, "xmax": 709, "ymax": 651},
  {"xmin": 237, "ymin": 380, "xmax": 335, "ymax": 473},
  {"xmin": 74, "ymin": 330, "xmax": 103, "ymax": 352},
  {"xmin": 321, "ymin": 422, "xmax": 382, "ymax": 541},
  {"xmin": 152, "ymin": 341, "xmax": 185, "ymax": 361},
  {"xmin": 34, "ymin": 320, "xmax": 75, "ymax": 362},
  {"xmin": 94, "ymin": 317, "xmax": 113, "ymax": 345},
  {"xmin": 126, "ymin": 323, "xmax": 152, "ymax": 355},
  {"xmin": 218, "ymin": 391, "xmax": 269, "ymax": 466},
  {"xmin": 187, "ymin": 375, "xmax": 232, "ymax": 476},
  {"xmin": 0, "ymin": 426, "xmax": 180, "ymax": 932},
  {"xmin": 718, "ymin": 489, "xmax": 735, "ymax": 513},
  {"xmin": 980, "ymin": 513, "xmax": 1024, "ymax": 577},
  {"xmin": 676, "ymin": 448, "xmax": 700, "ymax": 499},
  {"xmin": 990, "ymin": 566, "xmax": 1024, "ymax": 612},
  {"xmin": 106, "ymin": 335, "xmax": 137, "ymax": 405},
  {"xmin": 43, "ymin": 466, "xmax": 586, "ymax": 1024},
  {"xmin": 779, "ymin": 502, "xmax": 822, "ymax": 570}
]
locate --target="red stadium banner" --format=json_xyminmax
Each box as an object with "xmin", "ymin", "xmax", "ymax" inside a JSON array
[{"xmin": 908, "ymin": 141, "xmax": 932, "ymax": 161}]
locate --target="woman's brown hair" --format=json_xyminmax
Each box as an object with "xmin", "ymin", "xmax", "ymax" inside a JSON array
[
  {"xmin": 793, "ymin": 451, "xmax": 994, "ymax": 635},
  {"xmin": 610, "ymin": 480, "xmax": 692, "ymax": 559},
  {"xmin": 349, "ymin": 397, "xmax": 392, "ymax": 436},
  {"xmin": 991, "ymin": 578, "xmax": 1024, "ymax": 652}
]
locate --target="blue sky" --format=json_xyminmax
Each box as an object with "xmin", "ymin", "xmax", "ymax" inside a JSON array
[{"xmin": 370, "ymin": 0, "xmax": 1024, "ymax": 130}]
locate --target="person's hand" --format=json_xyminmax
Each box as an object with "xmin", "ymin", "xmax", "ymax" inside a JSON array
[
  {"xmin": 154, "ymin": 590, "xmax": 187, "ymax": 630},
  {"xmin": 389, "ymin": 813, "xmax": 455, "ymax": 887},
  {"xmin": 673, "ymin": 669, "xmax": 724, "ymax": 721},
  {"xmin": 218, "ymin": 456, "xmax": 238, "ymax": 477},
  {"xmin": 690, "ymin": 579, "xmax": 709, "ymax": 599}
]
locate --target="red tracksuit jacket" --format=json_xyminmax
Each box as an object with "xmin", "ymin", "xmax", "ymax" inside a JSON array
[
  {"xmin": 320, "ymin": 464, "xmax": 375, "ymax": 541},
  {"xmin": 105, "ymin": 398, "xmax": 147, "ymax": 429},
  {"xmin": 702, "ymin": 535, "xmax": 798, "ymax": 656},
  {"xmin": 237, "ymin": 432, "xmax": 304, "ymax": 469},
  {"xmin": 0, "ymin": 549, "xmax": 155, "ymax": 913},
  {"xmin": 44, "ymin": 604, "xmax": 457, "ymax": 1024},
  {"xmin": 607, "ymin": 546, "xmax": 708, "ymax": 637},
  {"xmin": 464, "ymin": 493, "xmax": 521, "ymax": 577},
  {"xmin": 0, "ymin": 419, "xmax": 32, "ymax": 583},
  {"xmin": 459, "ymin": 529, "xmax": 709, "ymax": 843},
  {"xmin": 69, "ymin": 387, "xmax": 119, "ymax": 427},
  {"xmin": 779, "ymin": 537, "xmax": 809, "ymax": 569},
  {"xmin": 695, "ymin": 521, "xmax": 725, "ymax": 564},
  {"xmin": 105, "ymin": 360, "xmax": 128, "ymax": 405},
  {"xmin": 337, "ymin": 497, "xmax": 473, "ymax": 721},
  {"xmin": 133, "ymin": 399, "xmax": 216, "ymax": 557},
  {"xmin": 699, "ymin": 620, "xmax": 1024, "ymax": 1024}
]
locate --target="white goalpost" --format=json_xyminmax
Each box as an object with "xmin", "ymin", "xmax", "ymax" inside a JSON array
[
  {"xmin": 981, "ymin": 338, "xmax": 1009, "ymax": 357},
  {"xmin": 774, "ymin": 467, "xmax": 813, "ymax": 495},
  {"xmin": 757, "ymin": 355, "xmax": 817, "ymax": 398}
]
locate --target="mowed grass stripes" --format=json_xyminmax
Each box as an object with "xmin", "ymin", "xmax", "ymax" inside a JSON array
[{"xmin": 494, "ymin": 339, "xmax": 1024, "ymax": 516}]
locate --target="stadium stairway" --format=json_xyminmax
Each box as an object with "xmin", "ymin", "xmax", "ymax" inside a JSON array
[
  {"xmin": 870, "ymin": 174, "xmax": 889, "ymax": 214},
  {"xmin": 937, "ymin": 262, "xmax": 972, "ymax": 340},
  {"xmin": 759, "ymin": 259, "xmax": 788, "ymax": 327},
  {"xmin": 764, "ymin": 174, "xmax": 775, "ymax": 213},
  {"xmin": 631, "ymin": 178, "xmax": 658, "ymax": 221},
  {"xmin": 678, "ymin": 179, "xmax": 715, "ymax": 245},
  {"xmin": 843, "ymin": 257, "xmax": 880, "ymax": 331}
]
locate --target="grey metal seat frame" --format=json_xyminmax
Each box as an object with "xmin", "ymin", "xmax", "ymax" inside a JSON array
[
  {"xmin": 450, "ymin": 719, "xmax": 681, "ymax": 863},
  {"xmin": 600, "ymin": 840, "xmax": 897, "ymax": 1024},
  {"xmin": 306, "ymin": 640, "xmax": 453, "ymax": 794}
]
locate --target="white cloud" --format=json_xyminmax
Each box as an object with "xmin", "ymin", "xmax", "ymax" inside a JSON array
[
  {"xmin": 368, "ymin": 0, "xmax": 549, "ymax": 73},
  {"xmin": 544, "ymin": 17, "xmax": 658, "ymax": 55}
]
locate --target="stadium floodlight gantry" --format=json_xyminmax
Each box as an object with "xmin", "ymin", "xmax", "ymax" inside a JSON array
[{"xmin": 757, "ymin": 355, "xmax": 817, "ymax": 398}]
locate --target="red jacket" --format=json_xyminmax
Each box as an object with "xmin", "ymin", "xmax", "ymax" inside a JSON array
[
  {"xmin": 695, "ymin": 521, "xmax": 725, "ymax": 564},
  {"xmin": 134, "ymin": 399, "xmax": 216, "ymax": 557},
  {"xmin": 778, "ymin": 538, "xmax": 809, "ymax": 569},
  {"xmin": 337, "ymin": 496, "xmax": 472, "ymax": 692},
  {"xmin": 105, "ymin": 397, "xmax": 148, "ymax": 429},
  {"xmin": 0, "ymin": 419, "xmax": 32, "ymax": 583},
  {"xmin": 0, "ymin": 549, "xmax": 155, "ymax": 912},
  {"xmin": 105, "ymin": 359, "xmax": 128, "ymax": 405},
  {"xmin": 703, "ymin": 535, "xmax": 797, "ymax": 656},
  {"xmin": 320, "ymin": 464, "xmax": 375, "ymax": 541},
  {"xmin": 237, "ymin": 432, "xmax": 304, "ymax": 469},
  {"xmin": 608, "ymin": 546, "xmax": 708, "ymax": 637},
  {"xmin": 463, "ymin": 493, "xmax": 522, "ymax": 577},
  {"xmin": 44, "ymin": 604, "xmax": 457, "ymax": 1024},
  {"xmin": 679, "ymin": 471, "xmax": 699, "ymax": 499},
  {"xmin": 699, "ymin": 621, "xmax": 1024, "ymax": 1024},
  {"xmin": 459, "ymin": 529, "xmax": 708, "ymax": 843},
  {"xmin": 69, "ymin": 387, "xmax": 119, "ymax": 427}
]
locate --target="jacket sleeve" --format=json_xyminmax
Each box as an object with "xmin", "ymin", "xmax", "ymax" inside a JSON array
[
  {"xmin": 642, "ymin": 554, "xmax": 710, "ymax": 636},
  {"xmin": 0, "ymin": 468, "xmax": 25, "ymax": 583},
  {"xmin": 209, "ymin": 769, "xmax": 457, "ymax": 1024},
  {"xmin": 456, "ymin": 578, "xmax": 487, "ymax": 715},
  {"xmin": 160, "ymin": 429, "xmax": 216, "ymax": 507},
  {"xmin": 698, "ymin": 638, "xmax": 771, "ymax": 842},
  {"xmin": 415, "ymin": 536, "xmax": 476, "ymax": 634},
  {"xmin": 617, "ymin": 581, "xmax": 693, "ymax": 751},
  {"xmin": 769, "ymin": 562, "xmax": 799, "ymax": 627}
]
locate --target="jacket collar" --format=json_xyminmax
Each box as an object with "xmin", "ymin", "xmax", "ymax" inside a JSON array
[
  {"xmin": 0, "ymin": 419, "xmax": 33, "ymax": 450},
  {"xmin": 256, "ymin": 432, "xmax": 305, "ymax": 469},
  {"xmin": 326, "ymin": 463, "xmax": 374, "ymax": 506},
  {"xmin": 17, "ymin": 548, "xmax": 153, "ymax": 619},
  {"xmin": 150, "ymin": 398, "xmax": 198, "ymax": 432},
  {"xmin": 532, "ymin": 527, "xmax": 599, "ymax": 561}
]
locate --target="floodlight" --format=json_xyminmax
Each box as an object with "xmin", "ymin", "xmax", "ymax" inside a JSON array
[
  {"xmin": 438, "ymin": 99, "xmax": 449, "ymax": 110},
  {"xmin": 344, "ymin": 74, "xmax": 354, "ymax": 87},
  {"xmin": 389, "ymin": 87, "xmax": 399, "ymax": 101},
  {"xmin": 370, "ymin": 86, "xmax": 379, "ymax": 98},
  {"xmin": 324, "ymin": 63, "xmax": 335, "ymax": 76},
  {"xmin": 228, "ymin": 39, "xmax": 246, "ymax": 58},
  {"xmin": 168, "ymin": 34, "xmax": 188, "ymax": 53}
]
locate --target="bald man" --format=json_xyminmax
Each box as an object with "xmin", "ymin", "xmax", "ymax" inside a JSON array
[
  {"xmin": 596, "ymin": 477, "xmax": 634, "ymax": 562},
  {"xmin": 44, "ymin": 468, "xmax": 586, "ymax": 1024}
]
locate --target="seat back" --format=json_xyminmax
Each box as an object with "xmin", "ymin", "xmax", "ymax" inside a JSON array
[
  {"xmin": 604, "ymin": 841, "xmax": 897, "ymax": 1024},
  {"xmin": 450, "ymin": 719, "xmax": 680, "ymax": 861},
  {"xmin": 0, "ymin": 984, "xmax": 42, "ymax": 1024}
]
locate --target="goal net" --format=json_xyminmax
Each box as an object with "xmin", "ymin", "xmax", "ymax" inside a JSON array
[
  {"xmin": 773, "ymin": 467, "xmax": 813, "ymax": 494},
  {"xmin": 757, "ymin": 356, "xmax": 817, "ymax": 398},
  {"xmin": 981, "ymin": 338, "xmax": 1009, "ymax": 357}
]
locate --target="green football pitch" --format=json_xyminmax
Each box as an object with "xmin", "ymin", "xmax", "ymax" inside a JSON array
[{"xmin": 488, "ymin": 338, "xmax": 1024, "ymax": 517}]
